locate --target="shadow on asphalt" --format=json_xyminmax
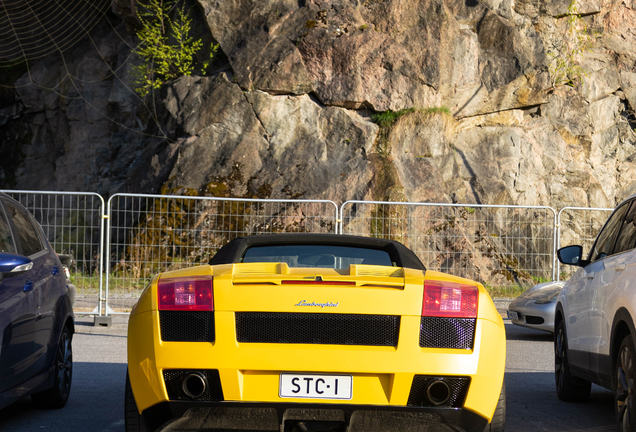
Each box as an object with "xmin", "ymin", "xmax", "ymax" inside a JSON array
[
  {"xmin": 505, "ymin": 322, "xmax": 554, "ymax": 342},
  {"xmin": 506, "ymin": 371, "xmax": 615, "ymax": 432},
  {"xmin": 0, "ymin": 362, "xmax": 127, "ymax": 432}
]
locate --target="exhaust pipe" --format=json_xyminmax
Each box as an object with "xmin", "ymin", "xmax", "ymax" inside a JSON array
[
  {"xmin": 426, "ymin": 379, "xmax": 451, "ymax": 406},
  {"xmin": 182, "ymin": 372, "xmax": 208, "ymax": 399}
]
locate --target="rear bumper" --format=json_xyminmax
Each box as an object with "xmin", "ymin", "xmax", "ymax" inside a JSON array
[
  {"xmin": 128, "ymin": 308, "xmax": 505, "ymax": 426},
  {"xmin": 143, "ymin": 401, "xmax": 489, "ymax": 432}
]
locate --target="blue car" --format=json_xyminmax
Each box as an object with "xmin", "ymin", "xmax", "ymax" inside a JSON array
[{"xmin": 0, "ymin": 192, "xmax": 74, "ymax": 410}]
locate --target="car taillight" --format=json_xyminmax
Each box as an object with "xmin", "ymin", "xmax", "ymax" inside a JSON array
[
  {"xmin": 422, "ymin": 280, "xmax": 478, "ymax": 318},
  {"xmin": 158, "ymin": 277, "xmax": 213, "ymax": 311}
]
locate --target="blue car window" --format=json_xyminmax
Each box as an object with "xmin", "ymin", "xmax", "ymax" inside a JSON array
[
  {"xmin": 4, "ymin": 201, "xmax": 44, "ymax": 257},
  {"xmin": 0, "ymin": 204, "xmax": 16, "ymax": 254}
]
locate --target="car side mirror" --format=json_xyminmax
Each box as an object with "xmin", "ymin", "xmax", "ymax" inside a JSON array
[
  {"xmin": 58, "ymin": 253, "xmax": 73, "ymax": 268},
  {"xmin": 0, "ymin": 252, "xmax": 33, "ymax": 274},
  {"xmin": 557, "ymin": 245, "xmax": 588, "ymax": 267}
]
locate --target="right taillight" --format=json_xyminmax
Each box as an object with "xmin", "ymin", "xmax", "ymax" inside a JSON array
[
  {"xmin": 158, "ymin": 277, "xmax": 213, "ymax": 311},
  {"xmin": 422, "ymin": 280, "xmax": 478, "ymax": 318}
]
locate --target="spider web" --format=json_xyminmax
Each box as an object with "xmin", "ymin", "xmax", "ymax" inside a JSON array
[
  {"xmin": 0, "ymin": 0, "xmax": 175, "ymax": 140},
  {"xmin": 0, "ymin": 0, "xmax": 112, "ymax": 66}
]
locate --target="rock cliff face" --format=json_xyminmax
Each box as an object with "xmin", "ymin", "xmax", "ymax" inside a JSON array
[{"xmin": 1, "ymin": 0, "xmax": 636, "ymax": 211}]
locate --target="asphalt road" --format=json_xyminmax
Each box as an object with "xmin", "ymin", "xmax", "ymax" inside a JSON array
[
  {"xmin": 0, "ymin": 318, "xmax": 617, "ymax": 432},
  {"xmin": 0, "ymin": 315, "xmax": 128, "ymax": 432},
  {"xmin": 505, "ymin": 325, "xmax": 614, "ymax": 432}
]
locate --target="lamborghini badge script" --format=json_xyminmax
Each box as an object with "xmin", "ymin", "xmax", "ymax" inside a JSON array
[{"xmin": 295, "ymin": 300, "xmax": 339, "ymax": 308}]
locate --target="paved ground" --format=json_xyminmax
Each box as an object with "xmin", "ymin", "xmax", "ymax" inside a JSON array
[
  {"xmin": 0, "ymin": 315, "xmax": 128, "ymax": 432},
  {"xmin": 505, "ymin": 325, "xmax": 614, "ymax": 432},
  {"xmin": 0, "ymin": 316, "xmax": 617, "ymax": 431}
]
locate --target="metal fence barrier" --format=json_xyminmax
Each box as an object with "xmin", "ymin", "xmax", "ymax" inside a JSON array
[
  {"xmin": 556, "ymin": 206, "xmax": 613, "ymax": 281},
  {"xmin": 0, "ymin": 188, "xmax": 619, "ymax": 313},
  {"xmin": 340, "ymin": 201, "xmax": 558, "ymax": 293},
  {"xmin": 1, "ymin": 190, "xmax": 106, "ymax": 314},
  {"xmin": 104, "ymin": 193, "xmax": 339, "ymax": 313}
]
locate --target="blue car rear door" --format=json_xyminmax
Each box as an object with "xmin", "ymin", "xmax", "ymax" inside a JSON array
[{"xmin": 0, "ymin": 199, "xmax": 54, "ymax": 392}]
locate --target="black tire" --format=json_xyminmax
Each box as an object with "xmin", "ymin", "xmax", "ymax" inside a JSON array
[
  {"xmin": 125, "ymin": 372, "xmax": 148, "ymax": 432},
  {"xmin": 615, "ymin": 335, "xmax": 636, "ymax": 432},
  {"xmin": 484, "ymin": 381, "xmax": 506, "ymax": 432},
  {"xmin": 32, "ymin": 325, "xmax": 73, "ymax": 409},
  {"xmin": 554, "ymin": 319, "xmax": 591, "ymax": 402}
]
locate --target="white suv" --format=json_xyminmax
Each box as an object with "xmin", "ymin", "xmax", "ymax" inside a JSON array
[{"xmin": 556, "ymin": 195, "xmax": 636, "ymax": 431}]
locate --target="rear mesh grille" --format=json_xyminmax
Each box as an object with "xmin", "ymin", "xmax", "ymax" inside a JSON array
[
  {"xmin": 235, "ymin": 312, "xmax": 400, "ymax": 346},
  {"xmin": 419, "ymin": 317, "xmax": 475, "ymax": 349},
  {"xmin": 163, "ymin": 369, "xmax": 224, "ymax": 401},
  {"xmin": 159, "ymin": 311, "xmax": 215, "ymax": 342},
  {"xmin": 407, "ymin": 376, "xmax": 470, "ymax": 407}
]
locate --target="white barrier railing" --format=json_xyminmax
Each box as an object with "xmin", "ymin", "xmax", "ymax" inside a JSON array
[
  {"xmin": 1, "ymin": 190, "xmax": 106, "ymax": 314},
  {"xmin": 104, "ymin": 194, "xmax": 339, "ymax": 314},
  {"xmin": 339, "ymin": 201, "xmax": 558, "ymax": 291},
  {"xmin": 2, "ymin": 188, "xmax": 618, "ymax": 313}
]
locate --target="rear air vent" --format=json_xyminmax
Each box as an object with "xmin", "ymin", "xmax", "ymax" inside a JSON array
[
  {"xmin": 235, "ymin": 312, "xmax": 400, "ymax": 346},
  {"xmin": 351, "ymin": 266, "xmax": 404, "ymax": 278},
  {"xmin": 419, "ymin": 317, "xmax": 475, "ymax": 349},
  {"xmin": 159, "ymin": 311, "xmax": 215, "ymax": 342}
]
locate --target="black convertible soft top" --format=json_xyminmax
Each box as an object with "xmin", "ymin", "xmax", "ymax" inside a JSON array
[{"xmin": 208, "ymin": 234, "xmax": 426, "ymax": 271}]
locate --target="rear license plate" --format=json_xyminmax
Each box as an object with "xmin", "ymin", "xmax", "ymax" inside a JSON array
[
  {"xmin": 279, "ymin": 373, "xmax": 352, "ymax": 400},
  {"xmin": 508, "ymin": 310, "xmax": 519, "ymax": 320}
]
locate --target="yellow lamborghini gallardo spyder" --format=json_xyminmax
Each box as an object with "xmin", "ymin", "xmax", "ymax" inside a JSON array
[{"xmin": 126, "ymin": 234, "xmax": 506, "ymax": 432}]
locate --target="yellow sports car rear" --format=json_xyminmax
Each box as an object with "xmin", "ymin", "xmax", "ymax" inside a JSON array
[{"xmin": 126, "ymin": 234, "xmax": 506, "ymax": 432}]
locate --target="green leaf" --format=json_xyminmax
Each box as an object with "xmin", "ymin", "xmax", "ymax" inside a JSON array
[{"xmin": 133, "ymin": 0, "xmax": 216, "ymax": 96}]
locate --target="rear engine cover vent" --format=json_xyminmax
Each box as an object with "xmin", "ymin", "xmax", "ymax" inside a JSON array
[
  {"xmin": 419, "ymin": 317, "xmax": 475, "ymax": 349},
  {"xmin": 159, "ymin": 311, "xmax": 215, "ymax": 342},
  {"xmin": 235, "ymin": 312, "xmax": 400, "ymax": 346}
]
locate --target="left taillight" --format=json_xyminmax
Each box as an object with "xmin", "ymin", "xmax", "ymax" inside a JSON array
[
  {"xmin": 422, "ymin": 280, "xmax": 478, "ymax": 318},
  {"xmin": 158, "ymin": 277, "xmax": 213, "ymax": 311}
]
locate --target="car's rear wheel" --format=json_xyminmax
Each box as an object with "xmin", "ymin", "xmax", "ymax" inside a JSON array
[
  {"xmin": 484, "ymin": 381, "xmax": 506, "ymax": 432},
  {"xmin": 32, "ymin": 325, "xmax": 72, "ymax": 409},
  {"xmin": 616, "ymin": 335, "xmax": 636, "ymax": 432},
  {"xmin": 125, "ymin": 372, "xmax": 148, "ymax": 432},
  {"xmin": 554, "ymin": 319, "xmax": 591, "ymax": 402}
]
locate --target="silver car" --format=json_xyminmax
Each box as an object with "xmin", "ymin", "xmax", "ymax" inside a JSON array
[{"xmin": 507, "ymin": 281, "xmax": 565, "ymax": 332}]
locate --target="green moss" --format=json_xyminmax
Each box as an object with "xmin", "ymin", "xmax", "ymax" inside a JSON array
[
  {"xmin": 368, "ymin": 108, "xmax": 409, "ymax": 241},
  {"xmin": 371, "ymin": 108, "xmax": 416, "ymax": 129},
  {"xmin": 370, "ymin": 106, "xmax": 450, "ymax": 129},
  {"xmin": 305, "ymin": 20, "xmax": 317, "ymax": 28}
]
